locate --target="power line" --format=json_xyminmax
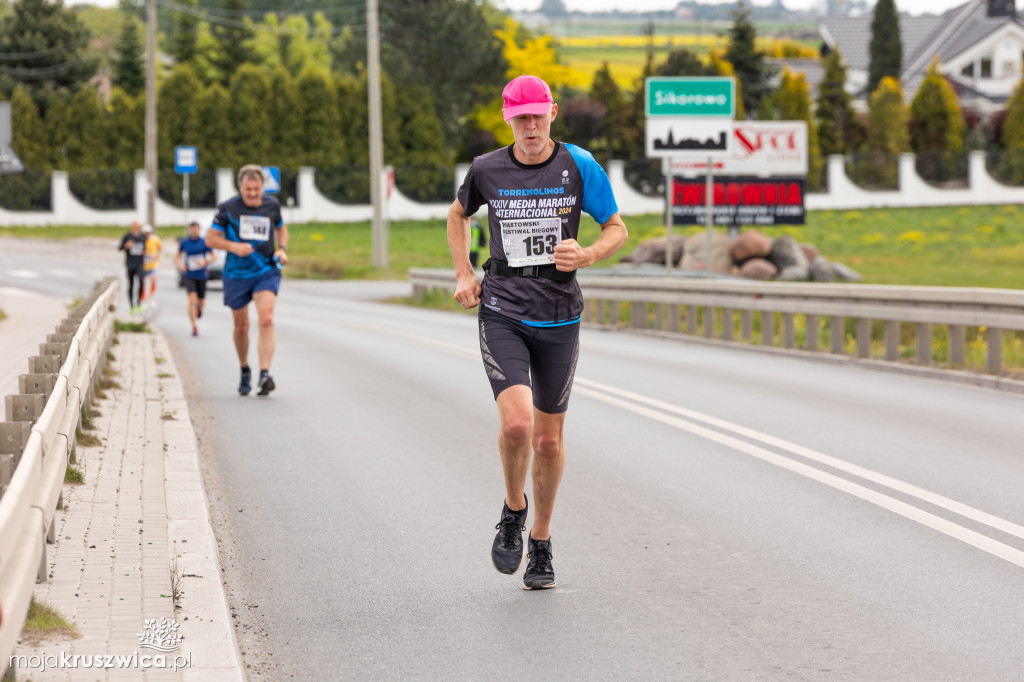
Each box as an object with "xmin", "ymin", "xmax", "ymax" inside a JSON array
[
  {"xmin": 0, "ymin": 37, "xmax": 90, "ymax": 61},
  {"xmin": 159, "ymin": 0, "xmax": 365, "ymax": 35},
  {"xmin": 159, "ymin": 0, "xmax": 364, "ymax": 19},
  {"xmin": 0, "ymin": 59, "xmax": 90, "ymax": 78}
]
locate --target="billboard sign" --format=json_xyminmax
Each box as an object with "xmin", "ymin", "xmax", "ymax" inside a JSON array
[
  {"xmin": 671, "ymin": 176, "xmax": 806, "ymax": 226},
  {"xmin": 646, "ymin": 117, "xmax": 733, "ymax": 158},
  {"xmin": 670, "ymin": 121, "xmax": 808, "ymax": 176}
]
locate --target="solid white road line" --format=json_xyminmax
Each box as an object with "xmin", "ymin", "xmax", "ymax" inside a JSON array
[{"xmin": 356, "ymin": 322, "xmax": 1024, "ymax": 568}]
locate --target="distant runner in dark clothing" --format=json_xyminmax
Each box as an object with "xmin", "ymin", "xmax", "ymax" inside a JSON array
[
  {"xmin": 118, "ymin": 219, "xmax": 148, "ymax": 314},
  {"xmin": 446, "ymin": 74, "xmax": 628, "ymax": 590}
]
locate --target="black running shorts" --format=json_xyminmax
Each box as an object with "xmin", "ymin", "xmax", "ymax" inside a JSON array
[
  {"xmin": 183, "ymin": 278, "xmax": 207, "ymax": 299},
  {"xmin": 478, "ymin": 307, "xmax": 580, "ymax": 415}
]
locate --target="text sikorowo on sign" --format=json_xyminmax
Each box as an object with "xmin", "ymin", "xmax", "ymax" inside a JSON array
[{"xmin": 671, "ymin": 176, "xmax": 805, "ymax": 226}]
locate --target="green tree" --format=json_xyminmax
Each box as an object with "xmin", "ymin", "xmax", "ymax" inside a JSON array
[
  {"xmin": 334, "ymin": 0, "xmax": 507, "ymax": 148},
  {"xmin": 910, "ymin": 59, "xmax": 964, "ymax": 181},
  {"xmin": 0, "ymin": 0, "xmax": 98, "ymax": 103},
  {"xmin": 910, "ymin": 59, "xmax": 964, "ymax": 153},
  {"xmin": 868, "ymin": 0, "xmax": 902, "ymax": 95},
  {"xmin": 226, "ymin": 64, "xmax": 272, "ymax": 167},
  {"xmin": 196, "ymin": 83, "xmax": 231, "ymax": 169},
  {"xmin": 103, "ymin": 88, "xmax": 144, "ymax": 170},
  {"xmin": 998, "ymin": 77, "xmax": 1024, "ymax": 182},
  {"xmin": 394, "ymin": 84, "xmax": 451, "ymax": 201},
  {"xmin": 267, "ymin": 65, "xmax": 302, "ymax": 169},
  {"xmin": 724, "ymin": 0, "xmax": 773, "ymax": 119},
  {"xmin": 158, "ymin": 64, "xmax": 203, "ymax": 168},
  {"xmin": 655, "ymin": 48, "xmax": 717, "ymax": 77},
  {"xmin": 44, "ymin": 92, "xmax": 70, "ymax": 169},
  {"xmin": 294, "ymin": 65, "xmax": 343, "ymax": 169},
  {"xmin": 539, "ymin": 0, "xmax": 568, "ymax": 16},
  {"xmin": 774, "ymin": 67, "xmax": 823, "ymax": 190},
  {"xmin": 588, "ymin": 62, "xmax": 629, "ymax": 162},
  {"xmin": 192, "ymin": 21, "xmax": 224, "ymax": 85},
  {"xmin": 112, "ymin": 13, "xmax": 145, "ymax": 96},
  {"xmin": 66, "ymin": 85, "xmax": 106, "ymax": 169},
  {"xmin": 9, "ymin": 85, "xmax": 50, "ymax": 169},
  {"xmin": 861, "ymin": 76, "xmax": 909, "ymax": 188},
  {"xmin": 212, "ymin": 0, "xmax": 255, "ymax": 86},
  {"xmin": 815, "ymin": 49, "xmax": 861, "ymax": 157},
  {"xmin": 170, "ymin": 0, "xmax": 201, "ymax": 66}
]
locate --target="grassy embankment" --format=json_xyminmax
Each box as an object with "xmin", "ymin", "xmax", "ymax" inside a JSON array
[{"xmin": 2, "ymin": 204, "xmax": 1021, "ymax": 372}]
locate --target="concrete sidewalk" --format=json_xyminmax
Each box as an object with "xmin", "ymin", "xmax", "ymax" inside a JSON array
[{"xmin": 10, "ymin": 317, "xmax": 243, "ymax": 681}]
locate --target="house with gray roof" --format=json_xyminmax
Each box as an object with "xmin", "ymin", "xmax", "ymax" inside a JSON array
[{"xmin": 820, "ymin": 0, "xmax": 1024, "ymax": 114}]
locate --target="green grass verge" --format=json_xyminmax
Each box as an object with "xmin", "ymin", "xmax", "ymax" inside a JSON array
[
  {"xmin": 114, "ymin": 320, "xmax": 150, "ymax": 333},
  {"xmin": 2, "ymin": 204, "xmax": 1021, "ymax": 288},
  {"xmin": 21, "ymin": 599, "xmax": 80, "ymax": 645},
  {"xmin": 64, "ymin": 464, "xmax": 85, "ymax": 484}
]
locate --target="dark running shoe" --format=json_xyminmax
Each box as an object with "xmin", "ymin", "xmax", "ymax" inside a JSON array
[
  {"xmin": 238, "ymin": 366, "xmax": 252, "ymax": 396},
  {"xmin": 257, "ymin": 372, "xmax": 275, "ymax": 396},
  {"xmin": 491, "ymin": 496, "xmax": 528, "ymax": 574},
  {"xmin": 523, "ymin": 536, "xmax": 556, "ymax": 590}
]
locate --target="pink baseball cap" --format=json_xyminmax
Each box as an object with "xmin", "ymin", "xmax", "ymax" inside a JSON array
[{"xmin": 502, "ymin": 75, "xmax": 554, "ymax": 122}]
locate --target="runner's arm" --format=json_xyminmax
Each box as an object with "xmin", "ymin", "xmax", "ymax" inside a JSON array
[
  {"xmin": 446, "ymin": 198, "xmax": 481, "ymax": 309},
  {"xmin": 273, "ymin": 224, "xmax": 288, "ymax": 265},
  {"xmin": 553, "ymin": 212, "xmax": 628, "ymax": 271},
  {"xmin": 174, "ymin": 248, "xmax": 185, "ymax": 272},
  {"xmin": 205, "ymin": 226, "xmax": 253, "ymax": 257}
]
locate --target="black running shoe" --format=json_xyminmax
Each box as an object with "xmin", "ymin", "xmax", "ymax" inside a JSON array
[
  {"xmin": 257, "ymin": 372, "xmax": 275, "ymax": 396},
  {"xmin": 491, "ymin": 496, "xmax": 528, "ymax": 574},
  {"xmin": 238, "ymin": 366, "xmax": 252, "ymax": 396},
  {"xmin": 523, "ymin": 536, "xmax": 556, "ymax": 590}
]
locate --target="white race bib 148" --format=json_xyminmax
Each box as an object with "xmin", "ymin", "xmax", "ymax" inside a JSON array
[{"xmin": 239, "ymin": 215, "xmax": 271, "ymax": 242}]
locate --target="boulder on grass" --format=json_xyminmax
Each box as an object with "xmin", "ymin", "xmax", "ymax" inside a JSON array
[
  {"xmin": 800, "ymin": 243, "xmax": 820, "ymax": 263},
  {"xmin": 682, "ymin": 232, "xmax": 733, "ymax": 272},
  {"xmin": 739, "ymin": 257, "xmax": 778, "ymax": 280},
  {"xmin": 831, "ymin": 261, "xmax": 863, "ymax": 282},
  {"xmin": 777, "ymin": 264, "xmax": 811, "ymax": 281},
  {"xmin": 730, "ymin": 230, "xmax": 773, "ymax": 264},
  {"xmin": 809, "ymin": 255, "xmax": 836, "ymax": 282},
  {"xmin": 768, "ymin": 235, "xmax": 809, "ymax": 272},
  {"xmin": 619, "ymin": 235, "xmax": 685, "ymax": 265}
]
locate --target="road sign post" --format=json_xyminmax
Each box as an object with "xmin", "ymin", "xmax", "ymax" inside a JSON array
[
  {"xmin": 175, "ymin": 146, "xmax": 198, "ymax": 231},
  {"xmin": 646, "ymin": 77, "xmax": 735, "ymax": 279}
]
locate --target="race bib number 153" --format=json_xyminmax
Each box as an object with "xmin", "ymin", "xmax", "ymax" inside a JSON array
[{"xmin": 501, "ymin": 217, "xmax": 561, "ymax": 267}]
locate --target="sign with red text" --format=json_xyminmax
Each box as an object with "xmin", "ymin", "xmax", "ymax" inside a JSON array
[
  {"xmin": 670, "ymin": 121, "xmax": 808, "ymax": 176},
  {"xmin": 671, "ymin": 176, "xmax": 805, "ymax": 226}
]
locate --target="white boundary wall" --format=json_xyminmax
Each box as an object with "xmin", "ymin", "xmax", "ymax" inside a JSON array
[{"xmin": 1, "ymin": 151, "xmax": 1022, "ymax": 227}]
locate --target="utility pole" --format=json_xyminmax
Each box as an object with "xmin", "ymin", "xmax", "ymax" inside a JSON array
[
  {"xmin": 367, "ymin": 0, "xmax": 387, "ymax": 275},
  {"xmin": 145, "ymin": 0, "xmax": 157, "ymax": 227}
]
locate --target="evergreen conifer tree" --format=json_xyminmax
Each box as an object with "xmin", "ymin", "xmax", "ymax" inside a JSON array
[
  {"xmin": 212, "ymin": 0, "xmax": 255, "ymax": 86},
  {"xmin": 226, "ymin": 64, "xmax": 271, "ymax": 167},
  {"xmin": 197, "ymin": 83, "xmax": 231, "ymax": 170},
  {"xmin": 724, "ymin": 0, "xmax": 773, "ymax": 118},
  {"xmin": 170, "ymin": 0, "xmax": 200, "ymax": 66},
  {"xmin": 863, "ymin": 76, "xmax": 909, "ymax": 187},
  {"xmin": 775, "ymin": 68, "xmax": 823, "ymax": 190},
  {"xmin": 66, "ymin": 86, "xmax": 106, "ymax": 170},
  {"xmin": 9, "ymin": 86, "xmax": 51, "ymax": 170},
  {"xmin": 112, "ymin": 14, "xmax": 145, "ymax": 96},
  {"xmin": 910, "ymin": 59, "xmax": 964, "ymax": 181},
  {"xmin": 868, "ymin": 0, "xmax": 902, "ymax": 94},
  {"xmin": 0, "ymin": 0, "xmax": 97, "ymax": 102},
  {"xmin": 997, "ymin": 77, "xmax": 1024, "ymax": 182},
  {"xmin": 815, "ymin": 50, "xmax": 860, "ymax": 157}
]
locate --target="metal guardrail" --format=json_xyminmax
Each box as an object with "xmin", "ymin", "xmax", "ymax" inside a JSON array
[
  {"xmin": 0, "ymin": 278, "xmax": 117, "ymax": 678},
  {"xmin": 409, "ymin": 268, "xmax": 1024, "ymax": 390}
]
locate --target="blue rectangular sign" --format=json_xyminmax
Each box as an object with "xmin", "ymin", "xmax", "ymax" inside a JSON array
[{"xmin": 175, "ymin": 146, "xmax": 198, "ymax": 174}]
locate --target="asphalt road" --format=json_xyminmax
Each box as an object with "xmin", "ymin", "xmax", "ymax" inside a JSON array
[{"xmin": 6, "ymin": 239, "xmax": 1024, "ymax": 680}]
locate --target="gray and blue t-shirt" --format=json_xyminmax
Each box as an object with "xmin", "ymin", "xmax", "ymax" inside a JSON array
[{"xmin": 457, "ymin": 142, "xmax": 618, "ymax": 326}]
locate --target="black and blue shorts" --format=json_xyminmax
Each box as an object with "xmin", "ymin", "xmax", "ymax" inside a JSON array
[{"xmin": 478, "ymin": 307, "xmax": 580, "ymax": 415}]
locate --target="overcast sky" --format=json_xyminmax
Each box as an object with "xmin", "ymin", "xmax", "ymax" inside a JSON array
[{"xmin": 495, "ymin": 0, "xmax": 969, "ymax": 16}]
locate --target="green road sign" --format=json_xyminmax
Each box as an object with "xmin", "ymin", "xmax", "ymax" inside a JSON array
[{"xmin": 646, "ymin": 77, "xmax": 735, "ymax": 117}]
